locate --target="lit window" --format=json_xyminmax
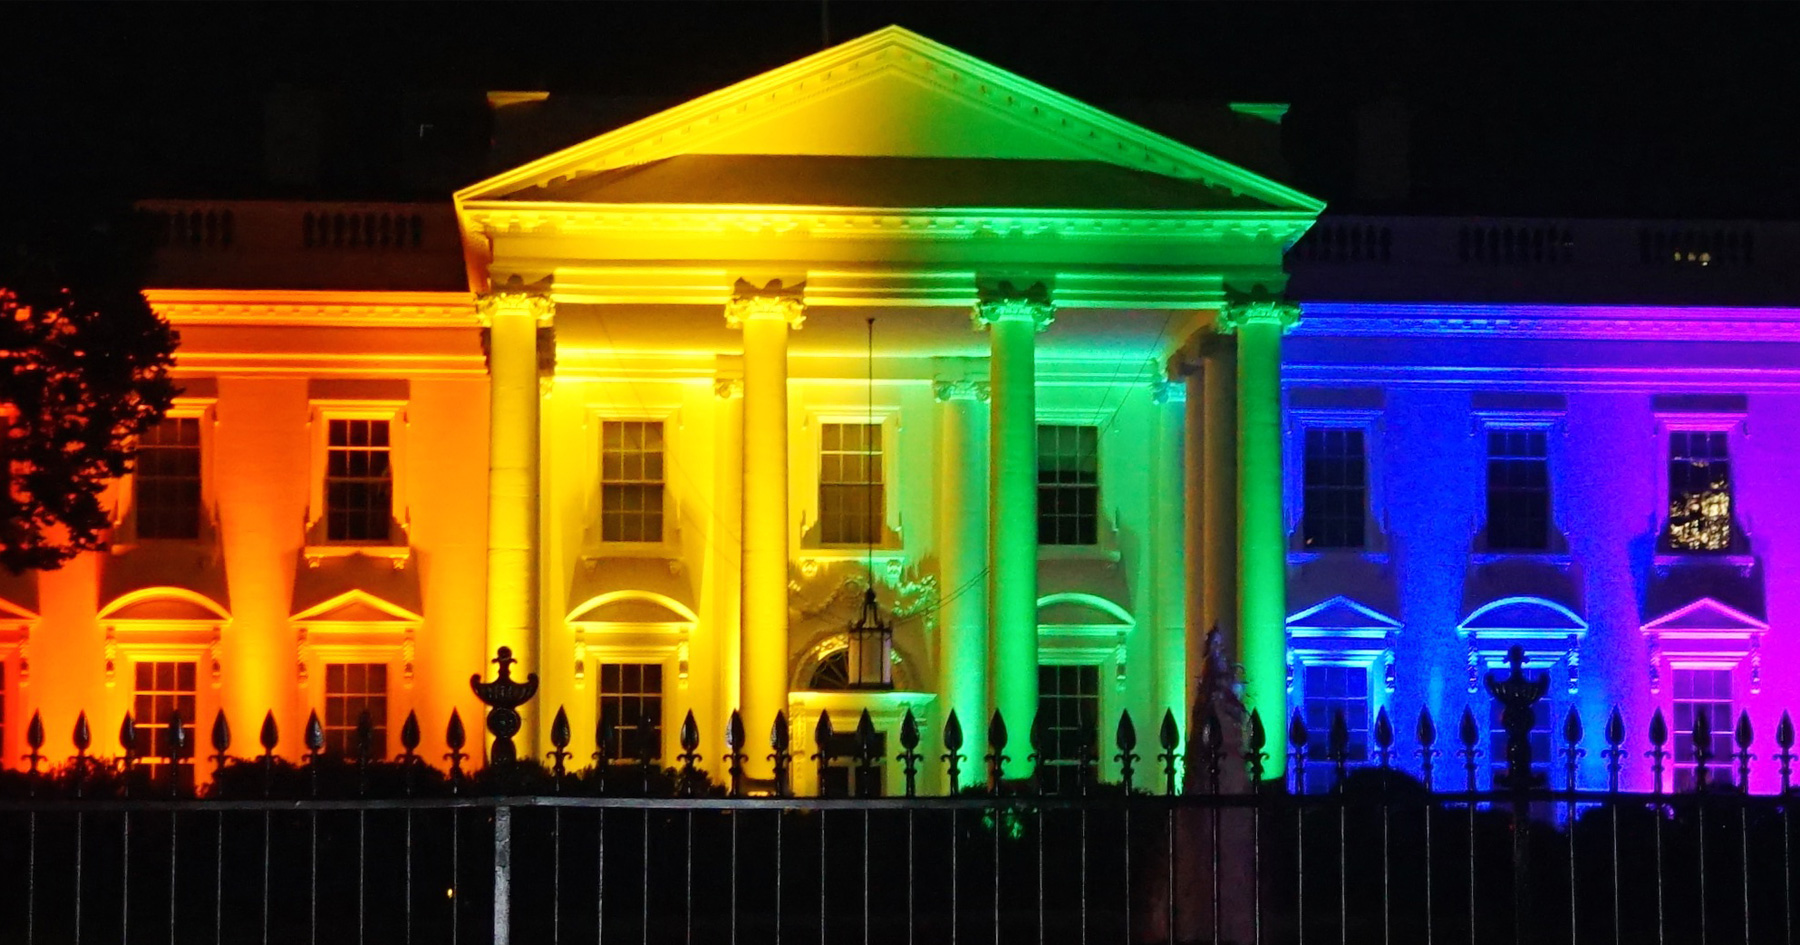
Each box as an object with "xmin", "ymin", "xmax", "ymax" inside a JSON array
[
  {"xmin": 324, "ymin": 663, "xmax": 388, "ymax": 758},
  {"xmin": 1668, "ymin": 431, "xmax": 1732, "ymax": 551},
  {"xmin": 1036, "ymin": 664, "xmax": 1099, "ymax": 793},
  {"xmin": 600, "ymin": 420, "xmax": 665, "ymax": 543},
  {"xmin": 1301, "ymin": 428, "xmax": 1367, "ymax": 549},
  {"xmin": 598, "ymin": 663, "xmax": 663, "ymax": 761},
  {"xmin": 134, "ymin": 417, "xmax": 203, "ymax": 540},
  {"xmin": 819, "ymin": 423, "xmax": 883, "ymax": 545},
  {"xmin": 325, "ymin": 419, "xmax": 392, "ymax": 542},
  {"xmin": 1485, "ymin": 429, "xmax": 1550, "ymax": 551},
  {"xmin": 1037, "ymin": 425, "xmax": 1099, "ymax": 546},
  {"xmin": 1673, "ymin": 668, "xmax": 1735, "ymax": 791},
  {"xmin": 133, "ymin": 661, "xmax": 197, "ymax": 779},
  {"xmin": 1301, "ymin": 665, "xmax": 1368, "ymax": 791}
]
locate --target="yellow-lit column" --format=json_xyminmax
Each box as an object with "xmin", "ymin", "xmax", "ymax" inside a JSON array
[
  {"xmin": 726, "ymin": 281, "xmax": 805, "ymax": 779},
  {"xmin": 1219, "ymin": 297, "xmax": 1299, "ymax": 783},
  {"xmin": 975, "ymin": 286, "xmax": 1054, "ymax": 778},
  {"xmin": 933, "ymin": 376, "xmax": 990, "ymax": 751},
  {"xmin": 477, "ymin": 285, "xmax": 552, "ymax": 763}
]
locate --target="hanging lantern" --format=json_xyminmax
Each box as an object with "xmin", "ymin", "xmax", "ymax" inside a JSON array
[{"xmin": 846, "ymin": 587, "xmax": 894, "ymax": 690}]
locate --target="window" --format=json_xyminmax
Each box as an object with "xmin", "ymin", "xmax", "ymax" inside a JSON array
[
  {"xmin": 325, "ymin": 419, "xmax": 392, "ymax": 542},
  {"xmin": 1037, "ymin": 425, "xmax": 1099, "ymax": 546},
  {"xmin": 324, "ymin": 663, "xmax": 388, "ymax": 758},
  {"xmin": 133, "ymin": 661, "xmax": 197, "ymax": 778},
  {"xmin": 1668, "ymin": 431, "xmax": 1732, "ymax": 551},
  {"xmin": 598, "ymin": 663, "xmax": 663, "ymax": 761},
  {"xmin": 1036, "ymin": 664, "xmax": 1099, "ymax": 793},
  {"xmin": 600, "ymin": 420, "xmax": 666, "ymax": 543},
  {"xmin": 1673, "ymin": 668, "xmax": 1735, "ymax": 791},
  {"xmin": 818, "ymin": 423, "xmax": 884, "ymax": 545},
  {"xmin": 134, "ymin": 417, "xmax": 202, "ymax": 539},
  {"xmin": 1487, "ymin": 698, "xmax": 1552, "ymax": 787},
  {"xmin": 1302, "ymin": 428, "xmax": 1366, "ymax": 549},
  {"xmin": 1485, "ymin": 429, "xmax": 1550, "ymax": 551},
  {"xmin": 1301, "ymin": 665, "xmax": 1369, "ymax": 791}
]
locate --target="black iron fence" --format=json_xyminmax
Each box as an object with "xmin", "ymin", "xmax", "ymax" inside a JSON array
[{"xmin": 0, "ymin": 646, "xmax": 1797, "ymax": 945}]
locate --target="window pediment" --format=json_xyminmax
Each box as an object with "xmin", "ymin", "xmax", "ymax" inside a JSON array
[
  {"xmin": 1036, "ymin": 592, "xmax": 1133, "ymax": 631},
  {"xmin": 97, "ymin": 588, "xmax": 230, "ymax": 626},
  {"xmin": 291, "ymin": 589, "xmax": 422, "ymax": 626},
  {"xmin": 568, "ymin": 592, "xmax": 697, "ymax": 628},
  {"xmin": 1459, "ymin": 596, "xmax": 1586, "ymax": 639},
  {"xmin": 1286, "ymin": 595, "xmax": 1401, "ymax": 640}
]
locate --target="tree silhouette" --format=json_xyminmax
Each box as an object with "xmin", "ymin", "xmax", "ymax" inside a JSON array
[{"xmin": 2, "ymin": 209, "xmax": 177, "ymax": 572}]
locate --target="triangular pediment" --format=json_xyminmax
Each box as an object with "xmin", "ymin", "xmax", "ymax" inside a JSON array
[
  {"xmin": 0, "ymin": 595, "xmax": 36, "ymax": 622},
  {"xmin": 1642, "ymin": 597, "xmax": 1768, "ymax": 634},
  {"xmin": 458, "ymin": 26, "xmax": 1319, "ymax": 213},
  {"xmin": 1459, "ymin": 596, "xmax": 1587, "ymax": 635},
  {"xmin": 292, "ymin": 589, "xmax": 422, "ymax": 625},
  {"xmin": 1286, "ymin": 595, "xmax": 1402, "ymax": 634}
]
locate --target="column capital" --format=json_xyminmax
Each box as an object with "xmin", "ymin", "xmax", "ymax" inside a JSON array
[
  {"xmin": 713, "ymin": 377, "xmax": 743, "ymax": 399},
  {"xmin": 1216, "ymin": 295, "xmax": 1300, "ymax": 335},
  {"xmin": 972, "ymin": 280, "xmax": 1055, "ymax": 333},
  {"xmin": 477, "ymin": 275, "xmax": 555, "ymax": 326},
  {"xmin": 1151, "ymin": 378, "xmax": 1186, "ymax": 405},
  {"xmin": 725, "ymin": 278, "xmax": 807, "ymax": 329},
  {"xmin": 933, "ymin": 379, "xmax": 991, "ymax": 403}
]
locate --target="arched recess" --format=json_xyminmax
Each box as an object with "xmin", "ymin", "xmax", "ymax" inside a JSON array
[
  {"xmin": 566, "ymin": 590, "xmax": 698, "ymax": 693},
  {"xmin": 98, "ymin": 587, "xmax": 231, "ymax": 774},
  {"xmin": 791, "ymin": 632, "xmax": 921, "ymax": 693},
  {"xmin": 1037, "ymin": 592, "xmax": 1133, "ymax": 681},
  {"xmin": 1457, "ymin": 595, "xmax": 1588, "ymax": 692}
]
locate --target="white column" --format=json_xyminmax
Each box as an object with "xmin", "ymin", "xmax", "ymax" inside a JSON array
[
  {"xmin": 726, "ymin": 281, "xmax": 805, "ymax": 780},
  {"xmin": 933, "ymin": 377, "xmax": 990, "ymax": 751},
  {"xmin": 478, "ymin": 284, "xmax": 553, "ymax": 763},
  {"xmin": 975, "ymin": 285, "xmax": 1054, "ymax": 779}
]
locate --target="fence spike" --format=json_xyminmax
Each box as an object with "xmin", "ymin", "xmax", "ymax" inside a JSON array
[
  {"xmin": 1288, "ymin": 709, "xmax": 1309, "ymax": 751},
  {"xmin": 1563, "ymin": 706, "xmax": 1584, "ymax": 747},
  {"xmin": 1561, "ymin": 706, "xmax": 1585, "ymax": 790},
  {"xmin": 259, "ymin": 710, "xmax": 280, "ymax": 754},
  {"xmin": 167, "ymin": 710, "xmax": 188, "ymax": 797},
  {"xmin": 1373, "ymin": 706, "xmax": 1394, "ymax": 769},
  {"xmin": 1115, "ymin": 709, "xmax": 1140, "ymax": 792},
  {"xmin": 679, "ymin": 708, "xmax": 701, "ymax": 754},
  {"xmin": 1601, "ymin": 707, "xmax": 1626, "ymax": 793},
  {"xmin": 1245, "ymin": 709, "xmax": 1269, "ymax": 785},
  {"xmin": 677, "ymin": 709, "xmax": 702, "ymax": 794},
  {"xmin": 897, "ymin": 708, "xmax": 922, "ymax": 798},
  {"xmin": 445, "ymin": 708, "xmax": 468, "ymax": 788},
  {"xmin": 854, "ymin": 709, "xmax": 879, "ymax": 797},
  {"xmin": 942, "ymin": 709, "xmax": 965, "ymax": 793},
  {"xmin": 985, "ymin": 709, "xmax": 1009, "ymax": 789},
  {"xmin": 210, "ymin": 710, "xmax": 231, "ymax": 779},
  {"xmin": 400, "ymin": 710, "xmax": 421, "ymax": 755},
  {"xmin": 24, "ymin": 710, "xmax": 44, "ymax": 774},
  {"xmin": 725, "ymin": 709, "xmax": 748, "ymax": 797},
  {"xmin": 1028, "ymin": 709, "xmax": 1050, "ymax": 785},
  {"xmin": 120, "ymin": 711, "xmax": 138, "ymax": 755},
  {"xmin": 1416, "ymin": 707, "xmax": 1439, "ymax": 790},
  {"xmin": 770, "ymin": 711, "xmax": 792, "ymax": 797},
  {"xmin": 1158, "ymin": 709, "xmax": 1182, "ymax": 796},
  {"xmin": 1647, "ymin": 707, "xmax": 1670, "ymax": 794},
  {"xmin": 304, "ymin": 709, "xmax": 325, "ymax": 756},
  {"xmin": 73, "ymin": 711, "xmax": 92, "ymax": 753},
  {"xmin": 813, "ymin": 711, "xmax": 837, "ymax": 797},
  {"xmin": 1457, "ymin": 706, "xmax": 1481, "ymax": 791},
  {"xmin": 548, "ymin": 706, "xmax": 572, "ymax": 785},
  {"xmin": 1605, "ymin": 707, "xmax": 1626, "ymax": 748}
]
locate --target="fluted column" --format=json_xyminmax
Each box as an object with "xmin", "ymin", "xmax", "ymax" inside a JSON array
[
  {"xmin": 933, "ymin": 377, "xmax": 991, "ymax": 745},
  {"xmin": 726, "ymin": 279, "xmax": 805, "ymax": 778},
  {"xmin": 975, "ymin": 284, "xmax": 1054, "ymax": 777},
  {"xmin": 478, "ymin": 283, "xmax": 553, "ymax": 762},
  {"xmin": 1219, "ymin": 297, "xmax": 1299, "ymax": 781}
]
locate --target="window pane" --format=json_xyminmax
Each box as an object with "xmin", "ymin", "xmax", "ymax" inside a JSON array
[
  {"xmin": 1668, "ymin": 431, "xmax": 1732, "ymax": 551},
  {"xmin": 819, "ymin": 423, "xmax": 884, "ymax": 545},
  {"xmin": 600, "ymin": 421, "xmax": 666, "ymax": 543},
  {"xmin": 1486, "ymin": 428, "xmax": 1551, "ymax": 551},
  {"xmin": 323, "ymin": 662, "xmax": 388, "ymax": 758},
  {"xmin": 598, "ymin": 663, "xmax": 665, "ymax": 761},
  {"xmin": 1035, "ymin": 664, "xmax": 1101, "ymax": 794},
  {"xmin": 1037, "ymin": 425, "xmax": 1100, "ymax": 547},
  {"xmin": 325, "ymin": 419, "xmax": 392, "ymax": 542},
  {"xmin": 1301, "ymin": 664, "xmax": 1371, "ymax": 792},
  {"xmin": 1302, "ymin": 427, "xmax": 1367, "ymax": 550}
]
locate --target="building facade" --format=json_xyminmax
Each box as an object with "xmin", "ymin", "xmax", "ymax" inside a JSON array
[{"xmin": 3, "ymin": 29, "xmax": 1793, "ymax": 796}]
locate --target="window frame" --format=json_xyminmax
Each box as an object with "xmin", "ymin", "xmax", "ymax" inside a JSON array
[
  {"xmin": 583, "ymin": 404, "xmax": 682, "ymax": 556},
  {"xmin": 306, "ymin": 400, "xmax": 409, "ymax": 551},
  {"xmin": 1296, "ymin": 660, "xmax": 1376, "ymax": 791},
  {"xmin": 816, "ymin": 420, "xmax": 888, "ymax": 547},
  {"xmin": 1669, "ymin": 665, "xmax": 1738, "ymax": 791},
  {"xmin": 800, "ymin": 406, "xmax": 901, "ymax": 553},
  {"xmin": 597, "ymin": 418, "xmax": 670, "ymax": 546},
  {"xmin": 321, "ymin": 661, "xmax": 392, "ymax": 759},
  {"xmin": 114, "ymin": 399, "xmax": 218, "ymax": 547},
  {"xmin": 1286, "ymin": 407, "xmax": 1385, "ymax": 558},
  {"xmin": 1035, "ymin": 422, "xmax": 1103, "ymax": 549},
  {"xmin": 1472, "ymin": 412, "xmax": 1567, "ymax": 557},
  {"xmin": 1653, "ymin": 410, "xmax": 1747, "ymax": 558},
  {"xmin": 595, "ymin": 661, "xmax": 667, "ymax": 762}
]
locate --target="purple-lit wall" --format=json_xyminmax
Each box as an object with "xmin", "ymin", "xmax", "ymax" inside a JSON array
[{"xmin": 1283, "ymin": 303, "xmax": 1800, "ymax": 793}]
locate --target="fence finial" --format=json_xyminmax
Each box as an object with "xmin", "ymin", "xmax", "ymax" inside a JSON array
[{"xmin": 470, "ymin": 646, "xmax": 540, "ymax": 766}]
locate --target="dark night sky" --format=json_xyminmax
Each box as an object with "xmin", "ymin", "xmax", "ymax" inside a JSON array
[{"xmin": 3, "ymin": 2, "xmax": 1797, "ymax": 221}]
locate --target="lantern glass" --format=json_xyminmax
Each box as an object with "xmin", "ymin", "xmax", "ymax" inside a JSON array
[{"xmin": 847, "ymin": 588, "xmax": 893, "ymax": 689}]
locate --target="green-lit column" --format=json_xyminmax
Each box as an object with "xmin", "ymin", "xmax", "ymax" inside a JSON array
[
  {"xmin": 933, "ymin": 376, "xmax": 990, "ymax": 753},
  {"xmin": 1219, "ymin": 298, "xmax": 1298, "ymax": 782},
  {"xmin": 976, "ymin": 287, "xmax": 1054, "ymax": 777},
  {"xmin": 477, "ymin": 283, "xmax": 553, "ymax": 764}
]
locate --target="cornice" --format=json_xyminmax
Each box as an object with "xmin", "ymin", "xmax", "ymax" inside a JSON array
[
  {"xmin": 462, "ymin": 202, "xmax": 1317, "ymax": 245},
  {"xmin": 454, "ymin": 27, "xmax": 1322, "ymax": 214},
  {"xmin": 145, "ymin": 290, "xmax": 477, "ymax": 328},
  {"xmin": 1295, "ymin": 302, "xmax": 1800, "ymax": 343}
]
